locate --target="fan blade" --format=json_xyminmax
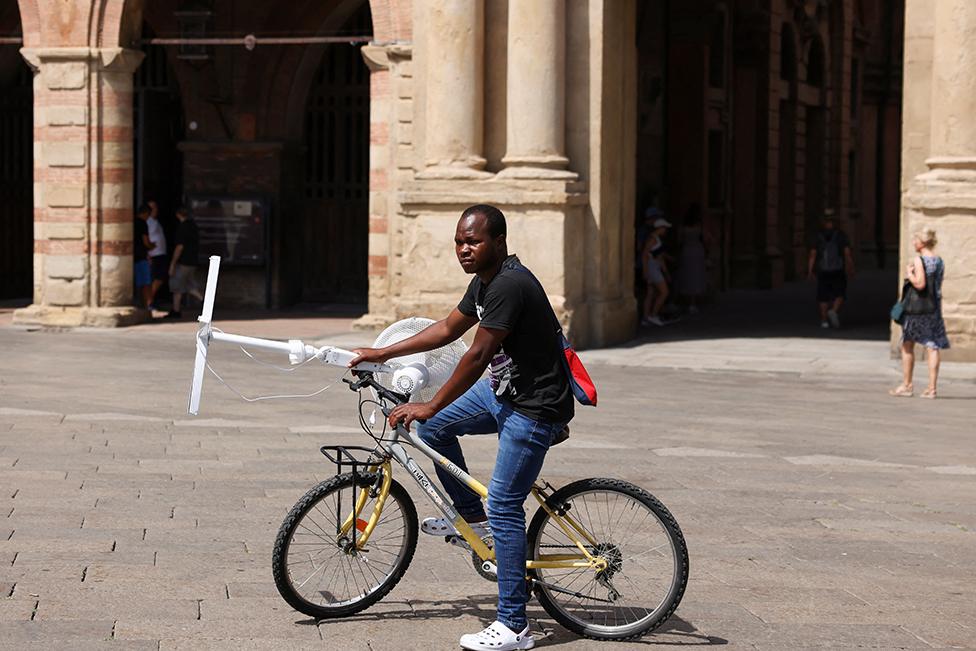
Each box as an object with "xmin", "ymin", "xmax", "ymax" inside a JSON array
[
  {"xmin": 188, "ymin": 256, "xmax": 221, "ymax": 415},
  {"xmin": 199, "ymin": 256, "xmax": 221, "ymax": 325},
  {"xmin": 188, "ymin": 329, "xmax": 209, "ymax": 415}
]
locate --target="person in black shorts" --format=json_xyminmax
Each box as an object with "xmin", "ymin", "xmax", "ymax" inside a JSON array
[
  {"xmin": 166, "ymin": 206, "xmax": 203, "ymax": 319},
  {"xmin": 807, "ymin": 211, "xmax": 855, "ymax": 329}
]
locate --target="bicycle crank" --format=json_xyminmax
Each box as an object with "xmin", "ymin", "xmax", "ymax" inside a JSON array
[{"xmin": 474, "ymin": 557, "xmax": 498, "ymax": 581}]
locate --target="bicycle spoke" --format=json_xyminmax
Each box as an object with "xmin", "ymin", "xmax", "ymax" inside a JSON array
[
  {"xmin": 533, "ymin": 487, "xmax": 683, "ymax": 635},
  {"xmin": 281, "ymin": 475, "xmax": 413, "ymax": 610}
]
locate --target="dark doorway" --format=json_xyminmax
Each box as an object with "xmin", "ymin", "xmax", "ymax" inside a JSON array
[
  {"xmin": 778, "ymin": 100, "xmax": 797, "ymax": 280},
  {"xmin": 133, "ymin": 29, "xmax": 184, "ymax": 305},
  {"xmin": 300, "ymin": 7, "xmax": 370, "ymax": 304},
  {"xmin": 134, "ymin": 32, "xmax": 184, "ymax": 242},
  {"xmin": 805, "ymin": 106, "xmax": 827, "ymax": 237},
  {"xmin": 0, "ymin": 30, "xmax": 32, "ymax": 300}
]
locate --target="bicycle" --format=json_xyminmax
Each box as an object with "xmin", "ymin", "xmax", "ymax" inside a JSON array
[
  {"xmin": 187, "ymin": 256, "xmax": 689, "ymax": 641},
  {"xmin": 271, "ymin": 370, "xmax": 689, "ymax": 641}
]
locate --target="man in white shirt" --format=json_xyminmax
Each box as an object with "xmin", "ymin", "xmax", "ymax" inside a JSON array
[{"xmin": 145, "ymin": 200, "xmax": 168, "ymax": 311}]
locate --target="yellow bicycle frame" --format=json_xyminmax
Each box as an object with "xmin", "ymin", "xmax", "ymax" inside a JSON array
[{"xmin": 339, "ymin": 458, "xmax": 606, "ymax": 572}]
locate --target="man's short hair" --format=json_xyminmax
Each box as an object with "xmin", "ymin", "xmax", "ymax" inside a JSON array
[
  {"xmin": 137, "ymin": 202, "xmax": 151, "ymax": 216},
  {"xmin": 175, "ymin": 205, "xmax": 189, "ymax": 218},
  {"xmin": 462, "ymin": 204, "xmax": 506, "ymax": 239}
]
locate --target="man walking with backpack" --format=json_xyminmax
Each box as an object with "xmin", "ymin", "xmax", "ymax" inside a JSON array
[{"xmin": 808, "ymin": 210, "xmax": 855, "ymax": 328}]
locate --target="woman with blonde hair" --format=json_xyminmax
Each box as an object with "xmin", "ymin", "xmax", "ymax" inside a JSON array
[{"xmin": 890, "ymin": 228, "xmax": 950, "ymax": 399}]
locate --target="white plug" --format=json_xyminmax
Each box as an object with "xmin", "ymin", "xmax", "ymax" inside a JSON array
[{"xmin": 288, "ymin": 340, "xmax": 307, "ymax": 365}]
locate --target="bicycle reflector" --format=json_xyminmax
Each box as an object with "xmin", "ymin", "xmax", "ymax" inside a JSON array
[{"xmin": 188, "ymin": 255, "xmax": 221, "ymax": 415}]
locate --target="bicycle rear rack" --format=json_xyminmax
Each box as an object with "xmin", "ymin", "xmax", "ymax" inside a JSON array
[{"xmin": 320, "ymin": 445, "xmax": 384, "ymax": 476}]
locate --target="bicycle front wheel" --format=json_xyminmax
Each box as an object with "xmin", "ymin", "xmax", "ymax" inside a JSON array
[
  {"xmin": 272, "ymin": 471, "xmax": 418, "ymax": 619},
  {"xmin": 527, "ymin": 478, "xmax": 689, "ymax": 640}
]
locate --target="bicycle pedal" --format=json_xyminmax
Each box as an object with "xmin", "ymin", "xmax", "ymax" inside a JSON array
[{"xmin": 445, "ymin": 534, "xmax": 472, "ymax": 551}]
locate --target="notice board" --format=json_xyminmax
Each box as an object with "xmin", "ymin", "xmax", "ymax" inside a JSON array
[{"xmin": 188, "ymin": 196, "xmax": 269, "ymax": 266}]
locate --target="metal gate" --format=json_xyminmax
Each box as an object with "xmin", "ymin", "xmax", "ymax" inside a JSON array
[
  {"xmin": 0, "ymin": 49, "xmax": 32, "ymax": 300},
  {"xmin": 301, "ymin": 33, "xmax": 370, "ymax": 304}
]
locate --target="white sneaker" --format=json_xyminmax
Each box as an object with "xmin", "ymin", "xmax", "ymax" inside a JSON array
[
  {"xmin": 820, "ymin": 321, "xmax": 830, "ymax": 329},
  {"xmin": 460, "ymin": 621, "xmax": 534, "ymax": 651},
  {"xmin": 827, "ymin": 309, "xmax": 840, "ymax": 328},
  {"xmin": 645, "ymin": 315, "xmax": 665, "ymax": 326}
]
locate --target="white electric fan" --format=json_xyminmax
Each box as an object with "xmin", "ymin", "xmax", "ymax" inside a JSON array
[{"xmin": 188, "ymin": 256, "xmax": 467, "ymax": 415}]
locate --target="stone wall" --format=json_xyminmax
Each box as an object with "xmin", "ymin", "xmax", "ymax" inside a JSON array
[
  {"xmin": 357, "ymin": 0, "xmax": 638, "ymax": 348},
  {"xmin": 897, "ymin": 0, "xmax": 976, "ymax": 360}
]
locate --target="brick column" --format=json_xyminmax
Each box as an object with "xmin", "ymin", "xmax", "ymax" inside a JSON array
[
  {"xmin": 14, "ymin": 47, "xmax": 145, "ymax": 328},
  {"xmin": 357, "ymin": 42, "xmax": 413, "ymax": 330}
]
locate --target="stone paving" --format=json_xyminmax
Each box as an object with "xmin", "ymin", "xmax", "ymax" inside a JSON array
[{"xmin": 1, "ymin": 323, "xmax": 975, "ymax": 649}]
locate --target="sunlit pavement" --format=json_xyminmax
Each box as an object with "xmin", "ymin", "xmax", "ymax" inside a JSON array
[{"xmin": 1, "ymin": 312, "xmax": 974, "ymax": 649}]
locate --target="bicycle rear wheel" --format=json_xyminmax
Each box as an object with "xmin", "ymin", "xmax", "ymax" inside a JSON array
[
  {"xmin": 272, "ymin": 471, "xmax": 418, "ymax": 619},
  {"xmin": 527, "ymin": 478, "xmax": 689, "ymax": 640}
]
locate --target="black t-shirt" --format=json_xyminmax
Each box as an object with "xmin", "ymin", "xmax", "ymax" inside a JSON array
[
  {"xmin": 174, "ymin": 219, "xmax": 200, "ymax": 266},
  {"xmin": 134, "ymin": 219, "xmax": 149, "ymax": 259},
  {"xmin": 457, "ymin": 255, "xmax": 574, "ymax": 424}
]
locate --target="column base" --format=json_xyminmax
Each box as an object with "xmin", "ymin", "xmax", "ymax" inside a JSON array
[
  {"xmin": 907, "ymin": 159, "xmax": 976, "ymax": 210},
  {"xmin": 12, "ymin": 305, "xmax": 148, "ymax": 328},
  {"xmin": 498, "ymin": 154, "xmax": 577, "ymax": 180},
  {"xmin": 417, "ymin": 161, "xmax": 493, "ymax": 180},
  {"xmin": 496, "ymin": 165, "xmax": 578, "ymax": 180}
]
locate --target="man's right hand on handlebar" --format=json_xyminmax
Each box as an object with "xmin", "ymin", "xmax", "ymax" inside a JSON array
[{"xmin": 348, "ymin": 347, "xmax": 390, "ymax": 368}]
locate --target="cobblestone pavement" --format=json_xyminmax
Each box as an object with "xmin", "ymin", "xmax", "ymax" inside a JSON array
[{"xmin": 1, "ymin": 324, "xmax": 974, "ymax": 650}]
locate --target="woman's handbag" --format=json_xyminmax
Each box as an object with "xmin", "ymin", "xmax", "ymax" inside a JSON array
[
  {"xmin": 903, "ymin": 258, "xmax": 937, "ymax": 316},
  {"xmin": 890, "ymin": 292, "xmax": 906, "ymax": 324}
]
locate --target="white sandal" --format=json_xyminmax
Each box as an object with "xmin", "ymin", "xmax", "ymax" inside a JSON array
[{"xmin": 460, "ymin": 621, "xmax": 534, "ymax": 651}]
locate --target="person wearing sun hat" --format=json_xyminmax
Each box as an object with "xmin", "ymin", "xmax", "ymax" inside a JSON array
[{"xmin": 641, "ymin": 213, "xmax": 673, "ymax": 326}]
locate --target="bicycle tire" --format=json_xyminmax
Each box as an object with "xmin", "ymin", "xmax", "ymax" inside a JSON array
[
  {"xmin": 527, "ymin": 477, "xmax": 689, "ymax": 640},
  {"xmin": 272, "ymin": 471, "xmax": 418, "ymax": 619}
]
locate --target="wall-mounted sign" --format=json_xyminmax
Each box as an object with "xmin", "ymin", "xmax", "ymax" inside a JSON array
[{"xmin": 188, "ymin": 196, "xmax": 269, "ymax": 266}]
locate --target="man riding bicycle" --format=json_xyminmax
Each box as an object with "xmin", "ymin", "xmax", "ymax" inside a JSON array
[{"xmin": 350, "ymin": 204, "xmax": 574, "ymax": 650}]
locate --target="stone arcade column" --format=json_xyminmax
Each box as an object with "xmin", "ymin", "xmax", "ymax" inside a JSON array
[
  {"xmin": 498, "ymin": 0, "xmax": 576, "ymax": 179},
  {"xmin": 418, "ymin": 0, "xmax": 491, "ymax": 179},
  {"xmin": 900, "ymin": 0, "xmax": 976, "ymax": 359},
  {"xmin": 14, "ymin": 47, "xmax": 145, "ymax": 328}
]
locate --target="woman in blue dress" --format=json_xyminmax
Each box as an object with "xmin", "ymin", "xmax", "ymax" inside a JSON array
[{"xmin": 890, "ymin": 228, "xmax": 950, "ymax": 399}]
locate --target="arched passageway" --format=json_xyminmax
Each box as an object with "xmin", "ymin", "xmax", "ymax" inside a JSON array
[
  {"xmin": 632, "ymin": 0, "xmax": 903, "ymax": 327},
  {"xmin": 137, "ymin": 0, "xmax": 373, "ymax": 309},
  {"xmin": 0, "ymin": 3, "xmax": 32, "ymax": 300}
]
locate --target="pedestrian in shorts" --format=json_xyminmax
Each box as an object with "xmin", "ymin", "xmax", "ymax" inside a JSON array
[
  {"xmin": 145, "ymin": 199, "xmax": 169, "ymax": 311},
  {"xmin": 807, "ymin": 211, "xmax": 855, "ymax": 329},
  {"xmin": 166, "ymin": 205, "xmax": 203, "ymax": 319},
  {"xmin": 133, "ymin": 204, "xmax": 154, "ymax": 308}
]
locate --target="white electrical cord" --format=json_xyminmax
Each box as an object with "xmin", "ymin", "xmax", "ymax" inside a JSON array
[
  {"xmin": 204, "ymin": 328, "xmax": 348, "ymax": 402},
  {"xmin": 205, "ymin": 361, "xmax": 348, "ymax": 403}
]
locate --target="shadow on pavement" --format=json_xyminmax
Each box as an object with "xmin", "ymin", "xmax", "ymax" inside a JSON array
[
  {"xmin": 629, "ymin": 269, "xmax": 897, "ymax": 346},
  {"xmin": 307, "ymin": 596, "xmax": 728, "ymax": 647}
]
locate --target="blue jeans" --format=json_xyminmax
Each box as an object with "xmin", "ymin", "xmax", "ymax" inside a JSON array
[{"xmin": 417, "ymin": 378, "xmax": 565, "ymax": 632}]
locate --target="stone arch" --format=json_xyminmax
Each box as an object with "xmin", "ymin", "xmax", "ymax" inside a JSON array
[
  {"xmin": 13, "ymin": 0, "xmax": 40, "ymax": 47},
  {"xmin": 92, "ymin": 0, "xmax": 143, "ymax": 49}
]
